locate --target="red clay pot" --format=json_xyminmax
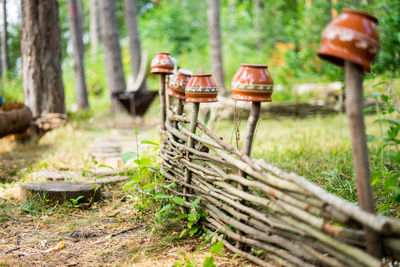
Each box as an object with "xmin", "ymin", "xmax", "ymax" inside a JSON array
[
  {"xmin": 167, "ymin": 69, "xmax": 192, "ymax": 100},
  {"xmin": 185, "ymin": 74, "xmax": 218, "ymax": 103},
  {"xmin": 317, "ymin": 9, "xmax": 379, "ymax": 73},
  {"xmin": 231, "ymin": 64, "xmax": 273, "ymax": 102},
  {"xmin": 150, "ymin": 52, "xmax": 174, "ymax": 74}
]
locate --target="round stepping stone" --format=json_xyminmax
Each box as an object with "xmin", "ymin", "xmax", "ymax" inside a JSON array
[{"xmin": 21, "ymin": 182, "xmax": 101, "ymax": 203}]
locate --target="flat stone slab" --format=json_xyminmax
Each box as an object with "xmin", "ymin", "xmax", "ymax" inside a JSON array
[
  {"xmin": 31, "ymin": 167, "xmax": 125, "ymax": 181},
  {"xmin": 21, "ymin": 181, "xmax": 101, "ymax": 203}
]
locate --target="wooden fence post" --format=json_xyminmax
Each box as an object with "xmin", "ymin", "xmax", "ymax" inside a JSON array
[
  {"xmin": 345, "ymin": 60, "xmax": 382, "ymax": 258},
  {"xmin": 183, "ymin": 102, "xmax": 200, "ymax": 199},
  {"xmin": 159, "ymin": 73, "xmax": 166, "ymax": 130}
]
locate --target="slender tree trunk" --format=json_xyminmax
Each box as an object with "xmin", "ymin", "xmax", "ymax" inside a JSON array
[
  {"xmin": 124, "ymin": 0, "xmax": 145, "ymax": 89},
  {"xmin": 253, "ymin": 0, "xmax": 263, "ymax": 50},
  {"xmin": 76, "ymin": 0, "xmax": 84, "ymax": 53},
  {"xmin": 0, "ymin": 31, "xmax": 2, "ymax": 78},
  {"xmin": 89, "ymin": 0, "xmax": 101, "ymax": 54},
  {"xmin": 98, "ymin": 0, "xmax": 126, "ymax": 113},
  {"xmin": 21, "ymin": 0, "xmax": 65, "ymax": 118},
  {"xmin": 68, "ymin": 0, "xmax": 89, "ymax": 110},
  {"xmin": 2, "ymin": 0, "xmax": 8, "ymax": 74},
  {"xmin": 207, "ymin": 0, "xmax": 225, "ymax": 91}
]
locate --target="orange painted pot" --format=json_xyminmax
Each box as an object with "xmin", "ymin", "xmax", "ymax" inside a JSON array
[
  {"xmin": 150, "ymin": 52, "xmax": 174, "ymax": 74},
  {"xmin": 167, "ymin": 69, "xmax": 192, "ymax": 100},
  {"xmin": 317, "ymin": 9, "xmax": 379, "ymax": 73},
  {"xmin": 185, "ymin": 74, "xmax": 218, "ymax": 103},
  {"xmin": 231, "ymin": 64, "xmax": 273, "ymax": 102}
]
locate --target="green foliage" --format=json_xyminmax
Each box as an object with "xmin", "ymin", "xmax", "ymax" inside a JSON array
[
  {"xmin": 121, "ymin": 127, "xmax": 164, "ymax": 213},
  {"xmin": 365, "ymin": 82, "xmax": 400, "ymax": 203},
  {"xmin": 20, "ymin": 193, "xmax": 59, "ymax": 216},
  {"xmin": 0, "ymin": 74, "xmax": 23, "ymax": 102},
  {"xmin": 66, "ymin": 195, "xmax": 85, "ymax": 208}
]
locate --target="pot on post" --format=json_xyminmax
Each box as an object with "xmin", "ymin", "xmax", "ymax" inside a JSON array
[
  {"xmin": 231, "ymin": 64, "xmax": 273, "ymax": 102},
  {"xmin": 317, "ymin": 8, "xmax": 379, "ymax": 73},
  {"xmin": 150, "ymin": 52, "xmax": 174, "ymax": 75},
  {"xmin": 168, "ymin": 69, "xmax": 192, "ymax": 127},
  {"xmin": 231, "ymin": 63, "xmax": 273, "ymax": 249},
  {"xmin": 185, "ymin": 74, "xmax": 218, "ymax": 103},
  {"xmin": 168, "ymin": 69, "xmax": 192, "ymax": 101},
  {"xmin": 150, "ymin": 52, "xmax": 175, "ymax": 130},
  {"xmin": 183, "ymin": 74, "xmax": 218, "ymax": 199},
  {"xmin": 317, "ymin": 9, "xmax": 381, "ymax": 258}
]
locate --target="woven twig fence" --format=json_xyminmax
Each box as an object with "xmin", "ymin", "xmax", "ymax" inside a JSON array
[{"xmin": 159, "ymin": 107, "xmax": 400, "ymax": 266}]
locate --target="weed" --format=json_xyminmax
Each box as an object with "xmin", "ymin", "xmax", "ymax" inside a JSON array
[
  {"xmin": 121, "ymin": 127, "xmax": 164, "ymax": 214},
  {"xmin": 365, "ymin": 82, "xmax": 400, "ymax": 203},
  {"xmin": 65, "ymin": 196, "xmax": 84, "ymax": 208},
  {"xmin": 20, "ymin": 193, "xmax": 59, "ymax": 216}
]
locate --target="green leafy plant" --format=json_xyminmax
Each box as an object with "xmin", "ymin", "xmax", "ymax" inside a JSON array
[
  {"xmin": 121, "ymin": 127, "xmax": 164, "ymax": 213},
  {"xmin": 365, "ymin": 83, "xmax": 400, "ymax": 202},
  {"xmin": 66, "ymin": 195, "xmax": 84, "ymax": 208}
]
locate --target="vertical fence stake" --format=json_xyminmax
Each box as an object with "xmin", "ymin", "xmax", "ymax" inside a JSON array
[
  {"xmin": 159, "ymin": 73, "xmax": 166, "ymax": 130},
  {"xmin": 177, "ymin": 99, "xmax": 184, "ymax": 116},
  {"xmin": 236, "ymin": 101, "xmax": 261, "ymax": 248},
  {"xmin": 345, "ymin": 60, "xmax": 382, "ymax": 258},
  {"xmin": 174, "ymin": 99, "xmax": 184, "ymax": 129},
  {"xmin": 183, "ymin": 102, "xmax": 200, "ymax": 200}
]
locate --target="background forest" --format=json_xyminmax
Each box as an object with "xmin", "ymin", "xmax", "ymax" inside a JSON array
[{"xmin": 1, "ymin": 0, "xmax": 399, "ymax": 109}]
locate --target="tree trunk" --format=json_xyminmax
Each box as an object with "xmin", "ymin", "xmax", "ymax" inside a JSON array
[
  {"xmin": 68, "ymin": 0, "xmax": 89, "ymax": 110},
  {"xmin": 253, "ymin": 0, "xmax": 264, "ymax": 50},
  {"xmin": 124, "ymin": 0, "xmax": 145, "ymax": 89},
  {"xmin": 1, "ymin": 0, "xmax": 8, "ymax": 74},
  {"xmin": 98, "ymin": 0, "xmax": 126, "ymax": 113},
  {"xmin": 21, "ymin": 0, "xmax": 65, "ymax": 118},
  {"xmin": 76, "ymin": 0, "xmax": 84, "ymax": 53},
  {"xmin": 89, "ymin": 0, "xmax": 101, "ymax": 54},
  {"xmin": 0, "ymin": 30, "xmax": 2, "ymax": 78},
  {"xmin": 207, "ymin": 0, "xmax": 225, "ymax": 91}
]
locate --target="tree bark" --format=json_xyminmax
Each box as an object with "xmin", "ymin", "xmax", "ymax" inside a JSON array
[
  {"xmin": 124, "ymin": 0, "xmax": 144, "ymax": 89},
  {"xmin": 1, "ymin": 0, "xmax": 9, "ymax": 74},
  {"xmin": 89, "ymin": 0, "xmax": 101, "ymax": 54},
  {"xmin": 253, "ymin": 0, "xmax": 264, "ymax": 50},
  {"xmin": 21, "ymin": 0, "xmax": 65, "ymax": 118},
  {"xmin": 98, "ymin": 0, "xmax": 126, "ymax": 113},
  {"xmin": 207, "ymin": 0, "xmax": 225, "ymax": 91},
  {"xmin": 68, "ymin": 0, "xmax": 89, "ymax": 110}
]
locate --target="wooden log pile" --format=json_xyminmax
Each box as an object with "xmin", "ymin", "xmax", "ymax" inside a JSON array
[
  {"xmin": 0, "ymin": 102, "xmax": 32, "ymax": 138},
  {"xmin": 160, "ymin": 108, "xmax": 400, "ymax": 266},
  {"xmin": 0, "ymin": 102, "xmax": 68, "ymax": 140}
]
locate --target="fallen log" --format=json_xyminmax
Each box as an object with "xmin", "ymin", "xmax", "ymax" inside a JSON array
[{"xmin": 0, "ymin": 103, "xmax": 32, "ymax": 138}]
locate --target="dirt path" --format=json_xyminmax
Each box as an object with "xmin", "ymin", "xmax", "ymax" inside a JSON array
[{"xmin": 0, "ymin": 114, "xmax": 251, "ymax": 266}]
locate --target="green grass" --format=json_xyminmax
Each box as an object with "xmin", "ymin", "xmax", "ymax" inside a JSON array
[{"xmin": 213, "ymin": 113, "xmax": 400, "ymax": 218}]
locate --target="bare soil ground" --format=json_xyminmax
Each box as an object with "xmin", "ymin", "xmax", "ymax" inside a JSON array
[{"xmin": 0, "ymin": 113, "xmax": 251, "ymax": 266}]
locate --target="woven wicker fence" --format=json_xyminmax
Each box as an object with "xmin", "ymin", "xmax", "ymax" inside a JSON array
[{"xmin": 159, "ymin": 106, "xmax": 400, "ymax": 266}]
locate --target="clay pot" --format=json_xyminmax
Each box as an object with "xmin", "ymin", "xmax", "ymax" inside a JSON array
[
  {"xmin": 167, "ymin": 69, "xmax": 193, "ymax": 100},
  {"xmin": 150, "ymin": 52, "xmax": 174, "ymax": 74},
  {"xmin": 317, "ymin": 9, "xmax": 379, "ymax": 73},
  {"xmin": 185, "ymin": 74, "xmax": 218, "ymax": 103},
  {"xmin": 231, "ymin": 64, "xmax": 273, "ymax": 102}
]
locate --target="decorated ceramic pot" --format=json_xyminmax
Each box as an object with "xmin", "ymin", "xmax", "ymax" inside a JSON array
[
  {"xmin": 231, "ymin": 64, "xmax": 273, "ymax": 102},
  {"xmin": 167, "ymin": 69, "xmax": 193, "ymax": 100},
  {"xmin": 185, "ymin": 74, "xmax": 218, "ymax": 103},
  {"xmin": 150, "ymin": 52, "xmax": 174, "ymax": 74},
  {"xmin": 317, "ymin": 9, "xmax": 379, "ymax": 73}
]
